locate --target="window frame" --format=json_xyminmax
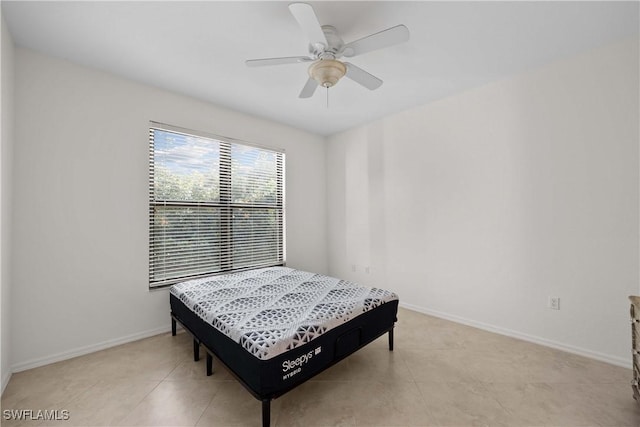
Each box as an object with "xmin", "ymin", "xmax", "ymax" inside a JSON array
[{"xmin": 148, "ymin": 121, "xmax": 286, "ymax": 288}]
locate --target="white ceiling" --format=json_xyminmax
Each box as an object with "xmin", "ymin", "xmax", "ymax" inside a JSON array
[{"xmin": 3, "ymin": 1, "xmax": 638, "ymax": 136}]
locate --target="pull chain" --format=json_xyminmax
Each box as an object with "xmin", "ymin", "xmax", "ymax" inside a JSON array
[{"xmin": 326, "ymin": 87, "xmax": 329, "ymax": 108}]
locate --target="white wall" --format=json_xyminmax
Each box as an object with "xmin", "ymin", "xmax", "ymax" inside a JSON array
[
  {"xmin": 11, "ymin": 48, "xmax": 327, "ymax": 370},
  {"xmin": 327, "ymin": 38, "xmax": 639, "ymax": 366},
  {"xmin": 1, "ymin": 11, "xmax": 15, "ymax": 392}
]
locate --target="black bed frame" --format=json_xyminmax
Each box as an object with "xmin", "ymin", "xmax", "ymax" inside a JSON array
[{"xmin": 170, "ymin": 302, "xmax": 396, "ymax": 427}]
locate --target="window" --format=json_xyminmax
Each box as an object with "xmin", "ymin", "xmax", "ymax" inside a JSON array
[{"xmin": 149, "ymin": 122, "xmax": 285, "ymax": 287}]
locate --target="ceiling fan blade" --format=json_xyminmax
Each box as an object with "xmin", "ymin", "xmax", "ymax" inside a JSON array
[
  {"xmin": 289, "ymin": 2, "xmax": 328, "ymax": 48},
  {"xmin": 299, "ymin": 77, "xmax": 319, "ymax": 98},
  {"xmin": 246, "ymin": 56, "xmax": 314, "ymax": 67},
  {"xmin": 344, "ymin": 63, "xmax": 383, "ymax": 90},
  {"xmin": 342, "ymin": 24, "xmax": 410, "ymax": 58}
]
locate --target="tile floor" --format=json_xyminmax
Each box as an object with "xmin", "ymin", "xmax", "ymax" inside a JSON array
[{"xmin": 2, "ymin": 308, "xmax": 639, "ymax": 426}]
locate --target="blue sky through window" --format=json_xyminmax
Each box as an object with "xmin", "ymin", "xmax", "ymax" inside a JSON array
[{"xmin": 153, "ymin": 130, "xmax": 219, "ymax": 176}]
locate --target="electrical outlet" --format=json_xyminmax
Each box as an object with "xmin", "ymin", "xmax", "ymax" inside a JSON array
[{"xmin": 548, "ymin": 297, "xmax": 560, "ymax": 310}]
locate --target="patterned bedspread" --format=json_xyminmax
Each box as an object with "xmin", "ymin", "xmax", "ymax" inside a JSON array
[{"xmin": 170, "ymin": 267, "xmax": 398, "ymax": 360}]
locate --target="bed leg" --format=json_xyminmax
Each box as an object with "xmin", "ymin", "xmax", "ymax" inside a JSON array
[
  {"xmin": 171, "ymin": 317, "xmax": 176, "ymax": 336},
  {"xmin": 388, "ymin": 328, "xmax": 394, "ymax": 351},
  {"xmin": 262, "ymin": 399, "xmax": 271, "ymax": 427},
  {"xmin": 206, "ymin": 353, "xmax": 213, "ymax": 376},
  {"xmin": 193, "ymin": 339, "xmax": 200, "ymax": 361}
]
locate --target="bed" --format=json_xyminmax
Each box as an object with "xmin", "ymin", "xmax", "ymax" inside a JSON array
[{"xmin": 169, "ymin": 266, "xmax": 398, "ymax": 427}]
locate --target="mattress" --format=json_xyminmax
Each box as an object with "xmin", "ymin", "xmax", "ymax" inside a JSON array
[
  {"xmin": 170, "ymin": 266, "xmax": 398, "ymax": 360},
  {"xmin": 170, "ymin": 267, "xmax": 399, "ymax": 400}
]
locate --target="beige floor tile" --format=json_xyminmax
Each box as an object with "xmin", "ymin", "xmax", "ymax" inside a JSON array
[
  {"xmin": 537, "ymin": 382, "xmax": 621, "ymax": 427},
  {"xmin": 196, "ymin": 382, "xmax": 282, "ymax": 427},
  {"xmin": 276, "ymin": 381, "xmax": 355, "ymax": 426},
  {"xmin": 510, "ymin": 350, "xmax": 630, "ymax": 385},
  {"xmin": 52, "ymin": 378, "xmax": 159, "ymax": 426},
  {"xmin": 163, "ymin": 359, "xmax": 209, "ymax": 381},
  {"xmin": 416, "ymin": 381, "xmax": 512, "ymax": 427},
  {"xmin": 587, "ymin": 381, "xmax": 640, "ymax": 427},
  {"xmin": 6, "ymin": 351, "xmax": 110, "ymax": 384},
  {"xmin": 75, "ymin": 356, "xmax": 178, "ymax": 382},
  {"xmin": 485, "ymin": 382, "xmax": 584, "ymax": 426},
  {"xmin": 558, "ymin": 353, "xmax": 630, "ymax": 384},
  {"xmin": 92, "ymin": 334, "xmax": 192, "ymax": 381},
  {"xmin": 558, "ymin": 382, "xmax": 640, "ymax": 427},
  {"xmin": 1, "ymin": 374, "xmax": 97, "ymax": 427},
  {"xmin": 118, "ymin": 379, "xmax": 220, "ymax": 426},
  {"xmin": 486, "ymin": 381, "xmax": 640, "ymax": 427},
  {"xmin": 401, "ymin": 348, "xmax": 477, "ymax": 383},
  {"xmin": 395, "ymin": 308, "xmax": 525, "ymax": 353},
  {"xmin": 13, "ymin": 336, "xmax": 189, "ymax": 385},
  {"xmin": 394, "ymin": 316, "xmax": 466, "ymax": 350},
  {"xmin": 1, "ymin": 372, "xmax": 96, "ymax": 415},
  {"xmin": 348, "ymin": 381, "xmax": 437, "ymax": 426},
  {"xmin": 463, "ymin": 349, "xmax": 531, "ymax": 383},
  {"xmin": 164, "ymin": 357, "xmax": 235, "ymax": 382}
]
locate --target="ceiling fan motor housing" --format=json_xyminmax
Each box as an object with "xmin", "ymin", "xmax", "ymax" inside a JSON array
[{"xmin": 309, "ymin": 25, "xmax": 344, "ymax": 57}]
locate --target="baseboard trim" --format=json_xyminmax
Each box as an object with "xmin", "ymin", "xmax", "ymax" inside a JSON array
[
  {"xmin": 399, "ymin": 302, "xmax": 631, "ymax": 369},
  {"xmin": 10, "ymin": 325, "xmax": 173, "ymax": 373},
  {"xmin": 1, "ymin": 370, "xmax": 11, "ymax": 395}
]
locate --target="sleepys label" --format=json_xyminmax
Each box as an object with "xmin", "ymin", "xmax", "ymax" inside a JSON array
[{"xmin": 281, "ymin": 346, "xmax": 322, "ymax": 379}]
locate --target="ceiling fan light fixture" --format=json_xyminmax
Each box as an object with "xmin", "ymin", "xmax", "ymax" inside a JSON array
[{"xmin": 309, "ymin": 59, "xmax": 346, "ymax": 88}]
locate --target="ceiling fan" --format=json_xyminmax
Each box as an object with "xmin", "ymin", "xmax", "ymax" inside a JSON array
[{"xmin": 246, "ymin": 2, "xmax": 410, "ymax": 98}]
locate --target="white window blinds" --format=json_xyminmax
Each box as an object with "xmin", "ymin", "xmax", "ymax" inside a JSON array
[{"xmin": 149, "ymin": 123, "xmax": 285, "ymax": 287}]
